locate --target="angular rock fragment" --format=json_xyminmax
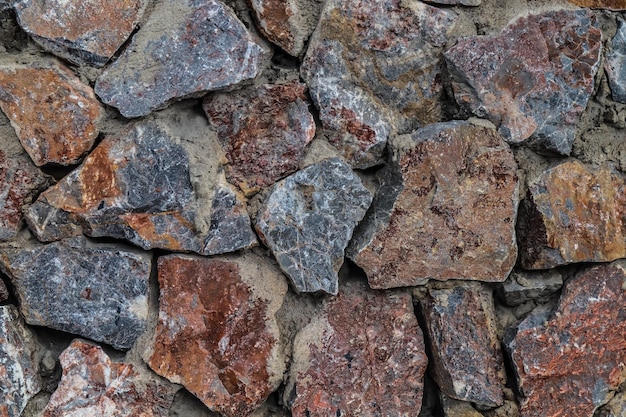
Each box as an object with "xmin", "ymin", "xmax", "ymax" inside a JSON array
[
  {"xmin": 517, "ymin": 160, "xmax": 626, "ymax": 269},
  {"xmin": 256, "ymin": 158, "xmax": 372, "ymax": 295},
  {"xmin": 0, "ymin": 305, "xmax": 41, "ymax": 417},
  {"xmin": 147, "ymin": 253, "xmax": 287, "ymax": 417},
  {"xmin": 420, "ymin": 284, "xmax": 505, "ymax": 408},
  {"xmin": 504, "ymin": 261, "xmax": 626, "ymax": 417},
  {"xmin": 0, "ymin": 62, "xmax": 103, "ymax": 166},
  {"xmin": 95, "ymin": 0, "xmax": 269, "ymax": 118},
  {"xmin": 302, "ymin": 0, "xmax": 457, "ymax": 168},
  {"xmin": 441, "ymin": 395, "xmax": 484, "ymax": 417},
  {"xmin": 597, "ymin": 390, "xmax": 626, "ymax": 417},
  {"xmin": 445, "ymin": 9, "xmax": 601, "ymax": 155},
  {"xmin": 568, "ymin": 0, "xmax": 626, "ymax": 9},
  {"xmin": 0, "ymin": 279, "xmax": 7, "ymax": 302},
  {"xmin": 499, "ymin": 269, "xmax": 563, "ymax": 307},
  {"xmin": 349, "ymin": 121, "xmax": 518, "ymax": 289},
  {"xmin": 0, "ymin": 237, "xmax": 150, "ymax": 350},
  {"xmin": 43, "ymin": 339, "xmax": 173, "ymax": 417},
  {"xmin": 14, "ymin": 0, "xmax": 147, "ymax": 67},
  {"xmin": 204, "ymin": 82, "xmax": 315, "ymax": 196},
  {"xmin": 285, "ymin": 280, "xmax": 428, "ymax": 416},
  {"xmin": 606, "ymin": 18, "xmax": 626, "ymax": 103}
]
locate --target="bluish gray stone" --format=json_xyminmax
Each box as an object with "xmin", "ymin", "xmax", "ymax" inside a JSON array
[
  {"xmin": 499, "ymin": 269, "xmax": 563, "ymax": 307},
  {"xmin": 606, "ymin": 18, "xmax": 626, "ymax": 103}
]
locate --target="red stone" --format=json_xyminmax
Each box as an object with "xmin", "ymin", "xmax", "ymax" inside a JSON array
[{"xmin": 568, "ymin": 0, "xmax": 626, "ymax": 9}]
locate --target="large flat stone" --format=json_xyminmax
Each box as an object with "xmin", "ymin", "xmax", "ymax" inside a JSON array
[
  {"xmin": 349, "ymin": 121, "xmax": 518, "ymax": 289},
  {"xmin": 606, "ymin": 18, "xmax": 626, "ymax": 103},
  {"xmin": 445, "ymin": 9, "xmax": 601, "ymax": 155}
]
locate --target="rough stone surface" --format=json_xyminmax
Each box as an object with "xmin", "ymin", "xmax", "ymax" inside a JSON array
[
  {"xmin": 43, "ymin": 339, "xmax": 173, "ymax": 417},
  {"xmin": 420, "ymin": 284, "xmax": 505, "ymax": 408},
  {"xmin": 517, "ymin": 160, "xmax": 626, "ymax": 270},
  {"xmin": 504, "ymin": 261, "xmax": 626, "ymax": 417},
  {"xmin": 441, "ymin": 395, "xmax": 484, "ymax": 417},
  {"xmin": 0, "ymin": 278, "xmax": 7, "ymax": 302},
  {"xmin": 0, "ymin": 305, "xmax": 41, "ymax": 417},
  {"xmin": 301, "ymin": 0, "xmax": 457, "ymax": 168},
  {"xmin": 606, "ymin": 18, "xmax": 626, "ymax": 103},
  {"xmin": 14, "ymin": 0, "xmax": 147, "ymax": 66},
  {"xmin": 147, "ymin": 253, "xmax": 287, "ymax": 417},
  {"xmin": 426, "ymin": 0, "xmax": 480, "ymax": 4},
  {"xmin": 500, "ymin": 269, "xmax": 563, "ymax": 307},
  {"xmin": 0, "ymin": 62, "xmax": 103, "ymax": 166},
  {"xmin": 597, "ymin": 390, "xmax": 626, "ymax": 417},
  {"xmin": 568, "ymin": 0, "xmax": 626, "ymax": 9},
  {"xmin": 256, "ymin": 158, "xmax": 372, "ymax": 295},
  {"xmin": 445, "ymin": 9, "xmax": 601, "ymax": 155},
  {"xmin": 349, "ymin": 121, "xmax": 518, "ymax": 289},
  {"xmin": 0, "ymin": 237, "xmax": 151, "ymax": 350},
  {"xmin": 95, "ymin": 0, "xmax": 270, "ymax": 118},
  {"xmin": 285, "ymin": 279, "xmax": 428, "ymax": 416},
  {"xmin": 204, "ymin": 82, "xmax": 315, "ymax": 196}
]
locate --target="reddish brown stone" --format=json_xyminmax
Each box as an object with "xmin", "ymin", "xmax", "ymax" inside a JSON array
[
  {"xmin": 285, "ymin": 280, "xmax": 428, "ymax": 416},
  {"xmin": 568, "ymin": 0, "xmax": 626, "ymax": 9},
  {"xmin": 504, "ymin": 261, "xmax": 626, "ymax": 417},
  {"xmin": 147, "ymin": 253, "xmax": 287, "ymax": 417},
  {"xmin": 0, "ymin": 62, "xmax": 103, "ymax": 166},
  {"xmin": 204, "ymin": 82, "xmax": 315, "ymax": 196},
  {"xmin": 349, "ymin": 121, "xmax": 519, "ymax": 289},
  {"xmin": 517, "ymin": 160, "xmax": 626, "ymax": 269},
  {"xmin": 43, "ymin": 339, "xmax": 173, "ymax": 417}
]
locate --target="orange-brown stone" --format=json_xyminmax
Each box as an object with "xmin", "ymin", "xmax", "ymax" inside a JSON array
[{"xmin": 568, "ymin": 0, "xmax": 626, "ymax": 9}]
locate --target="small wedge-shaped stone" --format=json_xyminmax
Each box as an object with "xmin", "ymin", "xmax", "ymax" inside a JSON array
[
  {"xmin": 285, "ymin": 279, "xmax": 428, "ymax": 416},
  {"xmin": 517, "ymin": 160, "xmax": 626, "ymax": 269},
  {"xmin": 504, "ymin": 261, "xmax": 626, "ymax": 417},
  {"xmin": 43, "ymin": 339, "xmax": 173, "ymax": 417},
  {"xmin": 0, "ymin": 237, "xmax": 150, "ymax": 350},
  {"xmin": 500, "ymin": 269, "xmax": 563, "ymax": 307},
  {"xmin": 302, "ymin": 0, "xmax": 457, "ymax": 168},
  {"xmin": 349, "ymin": 121, "xmax": 518, "ymax": 289},
  {"xmin": 568, "ymin": 0, "xmax": 626, "ymax": 9},
  {"xmin": 256, "ymin": 158, "xmax": 372, "ymax": 295},
  {"xmin": 14, "ymin": 0, "xmax": 147, "ymax": 66},
  {"xmin": 445, "ymin": 9, "xmax": 601, "ymax": 155},
  {"xmin": 0, "ymin": 61, "xmax": 103, "ymax": 166},
  {"xmin": 147, "ymin": 253, "xmax": 287, "ymax": 417},
  {"xmin": 0, "ymin": 305, "xmax": 41, "ymax": 417},
  {"xmin": 606, "ymin": 18, "xmax": 626, "ymax": 103},
  {"xmin": 95, "ymin": 0, "xmax": 269, "ymax": 118}
]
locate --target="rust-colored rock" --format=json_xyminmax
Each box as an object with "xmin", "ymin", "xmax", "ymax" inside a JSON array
[
  {"xmin": 284, "ymin": 279, "xmax": 428, "ymax": 416},
  {"xmin": 349, "ymin": 121, "xmax": 519, "ymax": 289},
  {"xmin": 504, "ymin": 261, "xmax": 626, "ymax": 417},
  {"xmin": 517, "ymin": 160, "xmax": 626, "ymax": 269},
  {"xmin": 568, "ymin": 0, "xmax": 626, "ymax": 9},
  {"xmin": 204, "ymin": 82, "xmax": 315, "ymax": 196},
  {"xmin": 0, "ymin": 62, "xmax": 102, "ymax": 166},
  {"xmin": 147, "ymin": 253, "xmax": 287, "ymax": 417}
]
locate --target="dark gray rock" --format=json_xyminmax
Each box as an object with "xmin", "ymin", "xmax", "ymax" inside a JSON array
[
  {"xmin": 606, "ymin": 18, "xmax": 626, "ymax": 104},
  {"xmin": 499, "ymin": 269, "xmax": 563, "ymax": 307}
]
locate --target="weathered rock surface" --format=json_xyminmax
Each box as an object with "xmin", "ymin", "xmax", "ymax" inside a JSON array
[
  {"xmin": 0, "ymin": 62, "xmax": 102, "ymax": 166},
  {"xmin": 499, "ymin": 269, "xmax": 563, "ymax": 307},
  {"xmin": 43, "ymin": 339, "xmax": 173, "ymax": 417},
  {"xmin": 568, "ymin": 0, "xmax": 626, "ymax": 9},
  {"xmin": 147, "ymin": 253, "xmax": 287, "ymax": 417},
  {"xmin": 517, "ymin": 160, "xmax": 626, "ymax": 270},
  {"xmin": 420, "ymin": 284, "xmax": 505, "ymax": 408},
  {"xmin": 0, "ymin": 237, "xmax": 150, "ymax": 350},
  {"xmin": 204, "ymin": 82, "xmax": 315, "ymax": 196},
  {"xmin": 426, "ymin": 0, "xmax": 480, "ymax": 4},
  {"xmin": 0, "ymin": 305, "xmax": 41, "ymax": 417},
  {"xmin": 445, "ymin": 9, "xmax": 601, "ymax": 155},
  {"xmin": 285, "ymin": 279, "xmax": 428, "ymax": 416},
  {"xmin": 606, "ymin": 18, "xmax": 626, "ymax": 103},
  {"xmin": 441, "ymin": 395, "xmax": 484, "ymax": 417},
  {"xmin": 504, "ymin": 261, "xmax": 626, "ymax": 417},
  {"xmin": 349, "ymin": 121, "xmax": 518, "ymax": 289},
  {"xmin": 597, "ymin": 390, "xmax": 626, "ymax": 417},
  {"xmin": 256, "ymin": 158, "xmax": 372, "ymax": 295},
  {"xmin": 95, "ymin": 0, "xmax": 269, "ymax": 118},
  {"xmin": 301, "ymin": 0, "xmax": 457, "ymax": 168},
  {"xmin": 14, "ymin": 0, "xmax": 147, "ymax": 66},
  {"xmin": 0, "ymin": 278, "xmax": 7, "ymax": 302}
]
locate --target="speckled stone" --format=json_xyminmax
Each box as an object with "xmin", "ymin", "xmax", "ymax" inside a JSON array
[
  {"xmin": 499, "ymin": 269, "xmax": 563, "ymax": 307},
  {"xmin": 95, "ymin": 0, "xmax": 270, "ymax": 118},
  {"xmin": 0, "ymin": 237, "xmax": 151, "ymax": 350},
  {"xmin": 349, "ymin": 121, "xmax": 518, "ymax": 289},
  {"xmin": 445, "ymin": 9, "xmax": 601, "ymax": 155},
  {"xmin": 606, "ymin": 18, "xmax": 626, "ymax": 103},
  {"xmin": 568, "ymin": 0, "xmax": 626, "ymax": 9},
  {"xmin": 256, "ymin": 158, "xmax": 372, "ymax": 295}
]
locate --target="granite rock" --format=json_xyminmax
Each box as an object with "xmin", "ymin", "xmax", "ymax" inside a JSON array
[
  {"xmin": 0, "ymin": 305, "xmax": 41, "ymax": 417},
  {"xmin": 445, "ymin": 9, "xmax": 601, "ymax": 155},
  {"xmin": 517, "ymin": 160, "xmax": 626, "ymax": 269},
  {"xmin": 285, "ymin": 279, "xmax": 428, "ymax": 416},
  {"xmin": 499, "ymin": 269, "xmax": 563, "ymax": 307},
  {"xmin": 147, "ymin": 253, "xmax": 287, "ymax": 417},
  {"xmin": 95, "ymin": 0, "xmax": 270, "ymax": 118},
  {"xmin": 567, "ymin": 0, "xmax": 626, "ymax": 9},
  {"xmin": 204, "ymin": 82, "xmax": 315, "ymax": 196},
  {"xmin": 606, "ymin": 18, "xmax": 626, "ymax": 103},
  {"xmin": 301, "ymin": 0, "xmax": 457, "ymax": 168},
  {"xmin": 349, "ymin": 121, "xmax": 518, "ymax": 289},
  {"xmin": 256, "ymin": 158, "xmax": 372, "ymax": 295},
  {"xmin": 0, "ymin": 62, "xmax": 102, "ymax": 166},
  {"xmin": 43, "ymin": 339, "xmax": 173, "ymax": 417},
  {"xmin": 504, "ymin": 261, "xmax": 626, "ymax": 417},
  {"xmin": 14, "ymin": 0, "xmax": 147, "ymax": 66},
  {"xmin": 0, "ymin": 237, "xmax": 151, "ymax": 350}
]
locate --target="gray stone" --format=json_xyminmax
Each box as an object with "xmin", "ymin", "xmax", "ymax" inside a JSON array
[
  {"xmin": 256, "ymin": 158, "xmax": 372, "ymax": 295},
  {"xmin": 425, "ymin": 0, "xmax": 480, "ymax": 4},
  {"xmin": 0, "ymin": 278, "xmax": 7, "ymax": 302},
  {"xmin": 606, "ymin": 18, "xmax": 626, "ymax": 104},
  {"xmin": 499, "ymin": 269, "xmax": 563, "ymax": 307}
]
